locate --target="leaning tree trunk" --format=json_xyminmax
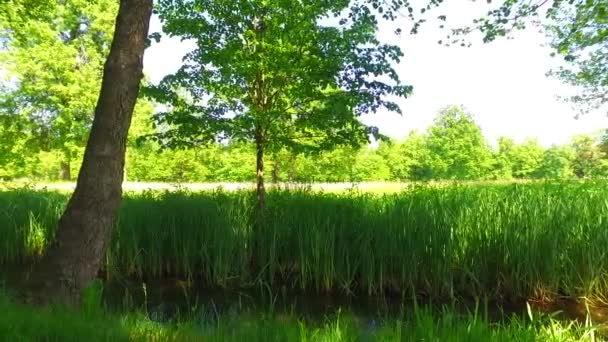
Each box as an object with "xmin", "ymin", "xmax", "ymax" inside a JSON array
[{"xmin": 24, "ymin": 0, "xmax": 153, "ymax": 304}]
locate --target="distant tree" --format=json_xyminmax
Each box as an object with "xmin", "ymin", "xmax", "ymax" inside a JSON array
[
  {"xmin": 425, "ymin": 106, "xmax": 492, "ymax": 180},
  {"xmin": 401, "ymin": 130, "xmax": 432, "ymax": 180},
  {"xmin": 377, "ymin": 139, "xmax": 401, "ymax": 179},
  {"xmin": 293, "ymin": 153, "xmax": 321, "ymax": 183},
  {"xmin": 491, "ymin": 137, "xmax": 517, "ymax": 179},
  {"xmin": 536, "ymin": 145, "xmax": 575, "ymax": 179},
  {"xmin": 353, "ymin": 148, "xmax": 391, "ymax": 181},
  {"xmin": 215, "ymin": 142, "xmax": 257, "ymax": 182},
  {"xmin": 146, "ymin": 0, "xmax": 410, "ymax": 211},
  {"xmin": 0, "ymin": 0, "xmax": 118, "ymax": 180},
  {"xmin": 268, "ymin": 148, "xmax": 298, "ymax": 183},
  {"xmin": 315, "ymin": 147, "xmax": 359, "ymax": 182},
  {"xmin": 571, "ymin": 134, "xmax": 607, "ymax": 178},
  {"xmin": 0, "ymin": 101, "xmax": 30, "ymax": 178},
  {"xmin": 375, "ymin": 131, "xmax": 432, "ymax": 181},
  {"xmin": 510, "ymin": 138, "xmax": 544, "ymax": 179}
]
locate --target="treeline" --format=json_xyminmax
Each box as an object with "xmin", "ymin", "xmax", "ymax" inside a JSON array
[{"xmin": 4, "ymin": 106, "xmax": 607, "ymax": 182}]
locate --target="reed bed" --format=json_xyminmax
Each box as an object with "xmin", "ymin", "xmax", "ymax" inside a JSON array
[{"xmin": 1, "ymin": 181, "xmax": 608, "ymax": 301}]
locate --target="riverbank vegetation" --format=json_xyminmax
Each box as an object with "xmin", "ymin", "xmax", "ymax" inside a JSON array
[{"xmin": 3, "ymin": 181, "xmax": 608, "ymax": 302}]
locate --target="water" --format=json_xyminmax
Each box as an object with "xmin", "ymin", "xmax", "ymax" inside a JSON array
[
  {"xmin": 102, "ymin": 277, "xmax": 608, "ymax": 329},
  {"xmin": 4, "ymin": 268, "xmax": 607, "ymax": 334}
]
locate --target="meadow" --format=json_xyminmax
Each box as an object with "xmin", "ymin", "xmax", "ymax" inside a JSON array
[{"xmin": 2, "ymin": 180, "xmax": 608, "ymax": 303}]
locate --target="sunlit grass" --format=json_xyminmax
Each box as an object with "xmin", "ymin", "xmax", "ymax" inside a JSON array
[{"xmin": 2, "ymin": 181, "xmax": 608, "ymax": 301}]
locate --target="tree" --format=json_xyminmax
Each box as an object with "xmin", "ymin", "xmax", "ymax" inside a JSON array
[
  {"xmin": 293, "ymin": 153, "xmax": 322, "ymax": 182},
  {"xmin": 491, "ymin": 137, "xmax": 517, "ymax": 179},
  {"xmin": 145, "ymin": 0, "xmax": 410, "ymax": 211},
  {"xmin": 352, "ymin": 147, "xmax": 391, "ymax": 181},
  {"xmin": 401, "ymin": 130, "xmax": 432, "ymax": 180},
  {"xmin": 268, "ymin": 148, "xmax": 298, "ymax": 183},
  {"xmin": 377, "ymin": 139, "xmax": 411, "ymax": 181},
  {"xmin": 0, "ymin": 0, "xmax": 118, "ymax": 180},
  {"xmin": 0, "ymin": 99, "xmax": 30, "ymax": 179},
  {"xmin": 546, "ymin": 1, "xmax": 608, "ymax": 115},
  {"xmin": 536, "ymin": 144, "xmax": 575, "ymax": 179},
  {"xmin": 215, "ymin": 142, "xmax": 256, "ymax": 182},
  {"xmin": 25, "ymin": 0, "xmax": 153, "ymax": 304},
  {"xmin": 510, "ymin": 138, "xmax": 544, "ymax": 178},
  {"xmin": 425, "ymin": 106, "xmax": 492, "ymax": 180},
  {"xmin": 571, "ymin": 134, "xmax": 607, "ymax": 178},
  {"xmin": 312, "ymin": 147, "xmax": 358, "ymax": 182}
]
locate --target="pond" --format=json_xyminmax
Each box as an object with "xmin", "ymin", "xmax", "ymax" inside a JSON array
[{"xmin": 102, "ymin": 277, "xmax": 608, "ymax": 331}]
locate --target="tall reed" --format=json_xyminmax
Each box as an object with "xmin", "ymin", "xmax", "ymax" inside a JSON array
[{"xmin": 2, "ymin": 181, "xmax": 607, "ymax": 300}]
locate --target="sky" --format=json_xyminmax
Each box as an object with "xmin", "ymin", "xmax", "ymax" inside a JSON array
[{"xmin": 142, "ymin": 1, "xmax": 608, "ymax": 147}]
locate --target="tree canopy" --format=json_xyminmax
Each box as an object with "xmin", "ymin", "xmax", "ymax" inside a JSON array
[
  {"xmin": 145, "ymin": 0, "xmax": 410, "ymax": 206},
  {"xmin": 425, "ymin": 106, "xmax": 492, "ymax": 180},
  {"xmin": 0, "ymin": 0, "xmax": 118, "ymax": 179}
]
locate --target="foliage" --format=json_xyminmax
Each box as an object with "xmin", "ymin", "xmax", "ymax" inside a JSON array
[
  {"xmin": 377, "ymin": 131, "xmax": 431, "ymax": 181},
  {"xmin": 571, "ymin": 133, "xmax": 608, "ymax": 177},
  {"xmin": 351, "ymin": 148, "xmax": 391, "ymax": 181},
  {"xmin": 536, "ymin": 145, "xmax": 575, "ymax": 179},
  {"xmin": 8, "ymin": 131, "xmax": 608, "ymax": 183},
  {"xmin": 0, "ymin": 1, "xmax": 606, "ymax": 185},
  {"xmin": 546, "ymin": 0, "xmax": 608, "ymax": 114},
  {"xmin": 425, "ymin": 106, "xmax": 492, "ymax": 180},
  {"xmin": 144, "ymin": 0, "xmax": 411, "ymax": 205},
  {"xmin": 147, "ymin": 0, "xmax": 409, "ymax": 150},
  {"xmin": 0, "ymin": 0, "xmax": 118, "ymax": 178},
  {"xmin": 510, "ymin": 138, "xmax": 545, "ymax": 178},
  {"xmin": 491, "ymin": 137, "xmax": 517, "ymax": 179},
  {"xmin": 4, "ymin": 181, "xmax": 608, "ymax": 300}
]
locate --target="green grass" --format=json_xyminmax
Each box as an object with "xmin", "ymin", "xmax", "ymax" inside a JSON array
[
  {"xmin": 0, "ymin": 290, "xmax": 600, "ymax": 341},
  {"xmin": 2, "ymin": 181, "xmax": 608, "ymax": 301}
]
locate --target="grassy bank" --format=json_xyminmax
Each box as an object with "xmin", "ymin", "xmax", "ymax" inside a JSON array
[
  {"xmin": 0, "ymin": 291, "xmax": 599, "ymax": 341},
  {"xmin": 2, "ymin": 181, "xmax": 608, "ymax": 300}
]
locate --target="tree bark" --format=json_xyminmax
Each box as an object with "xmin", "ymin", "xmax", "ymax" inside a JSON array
[{"xmin": 24, "ymin": 0, "xmax": 153, "ymax": 304}]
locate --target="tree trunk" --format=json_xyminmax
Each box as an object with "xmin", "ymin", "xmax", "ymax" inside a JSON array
[
  {"xmin": 250, "ymin": 128, "xmax": 266, "ymax": 272},
  {"xmin": 271, "ymin": 156, "xmax": 279, "ymax": 184},
  {"xmin": 24, "ymin": 0, "xmax": 153, "ymax": 305},
  {"xmin": 255, "ymin": 130, "xmax": 266, "ymax": 213},
  {"xmin": 59, "ymin": 160, "xmax": 71, "ymax": 181},
  {"xmin": 288, "ymin": 152, "xmax": 296, "ymax": 183}
]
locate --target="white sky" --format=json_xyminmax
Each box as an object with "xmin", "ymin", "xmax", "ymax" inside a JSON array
[{"xmin": 143, "ymin": 1, "xmax": 608, "ymax": 147}]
